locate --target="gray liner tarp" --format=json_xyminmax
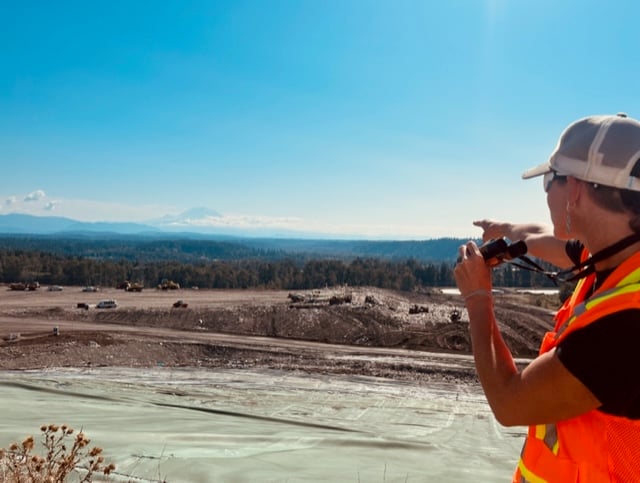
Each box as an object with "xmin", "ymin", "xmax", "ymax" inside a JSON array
[{"xmin": 0, "ymin": 368, "xmax": 524, "ymax": 482}]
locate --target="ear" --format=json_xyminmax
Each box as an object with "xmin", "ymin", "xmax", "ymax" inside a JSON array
[{"xmin": 566, "ymin": 176, "xmax": 583, "ymax": 205}]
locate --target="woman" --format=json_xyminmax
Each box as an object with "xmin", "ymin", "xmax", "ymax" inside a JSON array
[{"xmin": 454, "ymin": 113, "xmax": 640, "ymax": 482}]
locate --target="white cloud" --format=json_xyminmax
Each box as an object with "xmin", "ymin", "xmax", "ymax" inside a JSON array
[
  {"xmin": 44, "ymin": 201, "xmax": 59, "ymax": 211},
  {"xmin": 162, "ymin": 212, "xmax": 461, "ymax": 239},
  {"xmin": 5, "ymin": 196, "xmax": 17, "ymax": 206},
  {"xmin": 24, "ymin": 190, "xmax": 46, "ymax": 202},
  {"xmin": 169, "ymin": 214, "xmax": 302, "ymax": 230}
]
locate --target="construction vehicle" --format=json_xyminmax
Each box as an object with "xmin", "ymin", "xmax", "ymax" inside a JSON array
[
  {"xmin": 8, "ymin": 282, "xmax": 40, "ymax": 291},
  {"xmin": 126, "ymin": 282, "xmax": 144, "ymax": 292},
  {"xmin": 157, "ymin": 279, "xmax": 180, "ymax": 290}
]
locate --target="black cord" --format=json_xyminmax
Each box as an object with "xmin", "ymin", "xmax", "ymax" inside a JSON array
[{"xmin": 507, "ymin": 232, "xmax": 640, "ymax": 285}]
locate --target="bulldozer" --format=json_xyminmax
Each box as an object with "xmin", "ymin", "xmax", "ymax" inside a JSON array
[
  {"xmin": 126, "ymin": 282, "xmax": 144, "ymax": 292},
  {"xmin": 157, "ymin": 279, "xmax": 180, "ymax": 290},
  {"xmin": 119, "ymin": 280, "xmax": 143, "ymax": 292},
  {"xmin": 9, "ymin": 282, "xmax": 39, "ymax": 291}
]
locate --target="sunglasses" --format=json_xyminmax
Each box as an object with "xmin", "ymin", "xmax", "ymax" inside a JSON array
[{"xmin": 543, "ymin": 170, "xmax": 568, "ymax": 192}]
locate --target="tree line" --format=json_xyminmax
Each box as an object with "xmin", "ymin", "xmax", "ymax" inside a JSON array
[
  {"xmin": 0, "ymin": 249, "xmax": 557, "ymax": 291},
  {"xmin": 0, "ymin": 235, "xmax": 473, "ymax": 263}
]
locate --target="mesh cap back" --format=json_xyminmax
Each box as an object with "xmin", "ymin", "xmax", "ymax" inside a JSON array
[{"xmin": 522, "ymin": 113, "xmax": 640, "ymax": 191}]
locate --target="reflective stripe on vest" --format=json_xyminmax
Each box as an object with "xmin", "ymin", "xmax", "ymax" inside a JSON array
[
  {"xmin": 515, "ymin": 423, "xmax": 559, "ymax": 483},
  {"xmin": 537, "ymin": 424, "xmax": 558, "ymax": 455},
  {"xmin": 516, "ymin": 459, "xmax": 548, "ymax": 483},
  {"xmin": 556, "ymin": 279, "xmax": 640, "ymax": 339}
]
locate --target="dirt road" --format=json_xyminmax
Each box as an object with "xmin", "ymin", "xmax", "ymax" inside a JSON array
[{"xmin": 0, "ymin": 285, "xmax": 554, "ymax": 382}]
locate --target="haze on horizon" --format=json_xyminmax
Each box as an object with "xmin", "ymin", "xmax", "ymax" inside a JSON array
[{"xmin": 2, "ymin": 1, "xmax": 640, "ymax": 240}]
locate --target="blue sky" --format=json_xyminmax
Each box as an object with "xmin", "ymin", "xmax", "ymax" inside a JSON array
[{"xmin": 2, "ymin": 0, "xmax": 640, "ymax": 239}]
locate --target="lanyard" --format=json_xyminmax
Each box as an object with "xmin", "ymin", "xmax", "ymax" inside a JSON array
[{"xmin": 507, "ymin": 233, "xmax": 640, "ymax": 285}]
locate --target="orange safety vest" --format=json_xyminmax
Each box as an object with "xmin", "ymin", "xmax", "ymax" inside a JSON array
[{"xmin": 513, "ymin": 250, "xmax": 640, "ymax": 483}]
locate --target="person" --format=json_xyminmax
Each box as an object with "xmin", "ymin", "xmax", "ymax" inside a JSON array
[{"xmin": 453, "ymin": 113, "xmax": 640, "ymax": 482}]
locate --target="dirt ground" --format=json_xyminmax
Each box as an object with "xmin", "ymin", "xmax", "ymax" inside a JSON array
[{"xmin": 0, "ymin": 285, "xmax": 557, "ymax": 384}]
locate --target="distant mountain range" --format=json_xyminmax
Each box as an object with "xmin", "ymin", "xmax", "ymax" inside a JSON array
[
  {"xmin": 0, "ymin": 209, "xmax": 330, "ymax": 239},
  {"xmin": 0, "ymin": 212, "xmax": 469, "ymax": 262},
  {"xmin": 0, "ymin": 213, "xmax": 158, "ymax": 235}
]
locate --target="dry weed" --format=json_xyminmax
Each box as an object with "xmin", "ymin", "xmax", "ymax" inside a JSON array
[{"xmin": 0, "ymin": 424, "xmax": 116, "ymax": 482}]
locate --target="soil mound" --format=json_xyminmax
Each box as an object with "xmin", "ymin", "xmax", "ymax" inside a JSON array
[{"xmin": 0, "ymin": 286, "xmax": 557, "ymax": 382}]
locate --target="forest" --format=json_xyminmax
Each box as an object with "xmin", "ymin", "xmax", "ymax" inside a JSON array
[{"xmin": 0, "ymin": 236, "xmax": 558, "ymax": 291}]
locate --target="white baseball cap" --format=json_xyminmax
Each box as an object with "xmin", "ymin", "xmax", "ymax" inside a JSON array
[{"xmin": 522, "ymin": 113, "xmax": 640, "ymax": 191}]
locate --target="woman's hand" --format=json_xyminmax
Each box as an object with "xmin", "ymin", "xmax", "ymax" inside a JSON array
[
  {"xmin": 454, "ymin": 241, "xmax": 493, "ymax": 300},
  {"xmin": 473, "ymin": 219, "xmax": 511, "ymax": 242},
  {"xmin": 474, "ymin": 219, "xmax": 571, "ymax": 267}
]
